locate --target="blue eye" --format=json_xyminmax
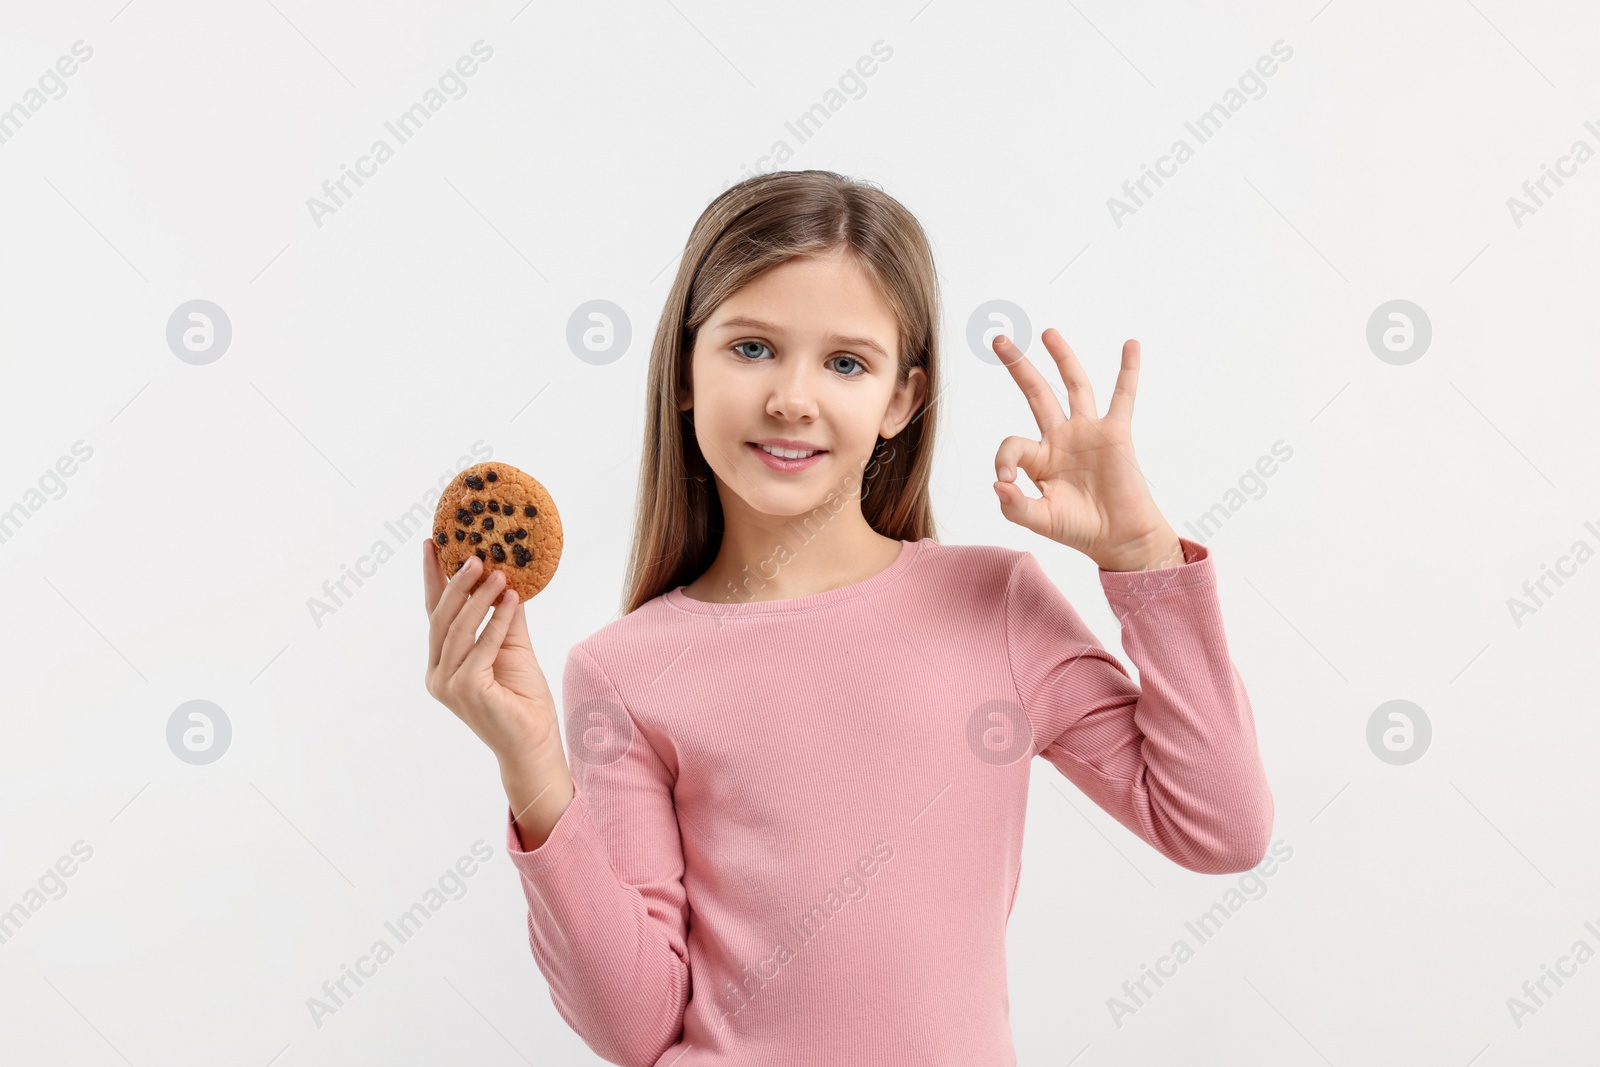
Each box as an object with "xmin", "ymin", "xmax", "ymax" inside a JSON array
[{"xmin": 732, "ymin": 341, "xmax": 865, "ymax": 377}]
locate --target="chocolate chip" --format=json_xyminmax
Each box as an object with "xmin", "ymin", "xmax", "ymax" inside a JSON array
[
  {"xmin": 503, "ymin": 532, "xmax": 516, "ymax": 543},
  {"xmin": 523, "ymin": 505, "xmax": 536, "ymax": 517},
  {"xmin": 470, "ymin": 500, "xmax": 485, "ymax": 514},
  {"xmin": 469, "ymin": 532, "xmax": 482, "ymax": 543},
  {"xmin": 456, "ymin": 508, "xmax": 473, "ymax": 525},
  {"xmin": 475, "ymin": 549, "xmax": 487, "ymax": 561},
  {"xmin": 434, "ymin": 531, "xmax": 447, "ymax": 545},
  {"xmin": 455, "ymin": 560, "xmax": 466, "ymax": 573},
  {"xmin": 488, "ymin": 501, "xmax": 500, "ymax": 513},
  {"xmin": 491, "ymin": 544, "xmax": 506, "ymax": 562},
  {"xmin": 514, "ymin": 556, "xmax": 528, "ymax": 567},
  {"xmin": 454, "ymin": 530, "xmax": 466, "ymax": 541},
  {"xmin": 482, "ymin": 517, "xmax": 494, "ymax": 531},
  {"xmin": 465, "ymin": 475, "xmax": 485, "ymax": 490},
  {"xmin": 486, "ymin": 470, "xmax": 498, "ymax": 482}
]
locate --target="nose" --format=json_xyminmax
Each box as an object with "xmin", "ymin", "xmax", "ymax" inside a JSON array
[{"xmin": 765, "ymin": 357, "xmax": 820, "ymax": 422}]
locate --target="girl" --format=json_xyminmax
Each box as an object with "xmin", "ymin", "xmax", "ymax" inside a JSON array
[{"xmin": 422, "ymin": 170, "xmax": 1273, "ymax": 1066}]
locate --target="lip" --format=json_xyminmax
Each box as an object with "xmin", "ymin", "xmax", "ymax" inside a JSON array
[
  {"xmin": 750, "ymin": 438, "xmax": 827, "ymax": 452},
  {"xmin": 747, "ymin": 441, "xmax": 827, "ymax": 472}
]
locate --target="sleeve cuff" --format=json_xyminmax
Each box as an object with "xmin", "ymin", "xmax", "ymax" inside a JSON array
[
  {"xmin": 1098, "ymin": 536, "xmax": 1217, "ymax": 599},
  {"xmin": 505, "ymin": 786, "xmax": 590, "ymax": 874}
]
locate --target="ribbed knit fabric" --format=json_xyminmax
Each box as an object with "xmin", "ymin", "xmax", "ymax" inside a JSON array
[{"xmin": 504, "ymin": 535, "xmax": 1273, "ymax": 1067}]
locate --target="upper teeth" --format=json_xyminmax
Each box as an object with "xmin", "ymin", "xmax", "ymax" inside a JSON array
[{"xmin": 758, "ymin": 444, "xmax": 819, "ymax": 459}]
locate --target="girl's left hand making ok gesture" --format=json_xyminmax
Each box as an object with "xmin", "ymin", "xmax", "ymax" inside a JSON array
[{"xmin": 992, "ymin": 328, "xmax": 1186, "ymax": 573}]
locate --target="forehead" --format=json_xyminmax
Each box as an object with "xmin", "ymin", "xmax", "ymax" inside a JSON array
[{"xmin": 706, "ymin": 252, "xmax": 899, "ymax": 357}]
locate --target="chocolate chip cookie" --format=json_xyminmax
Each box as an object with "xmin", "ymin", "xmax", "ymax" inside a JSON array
[{"xmin": 431, "ymin": 462, "xmax": 562, "ymax": 600}]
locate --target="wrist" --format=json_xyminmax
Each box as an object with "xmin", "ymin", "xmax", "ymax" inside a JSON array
[
  {"xmin": 1096, "ymin": 526, "xmax": 1184, "ymax": 572},
  {"xmin": 499, "ymin": 747, "xmax": 575, "ymax": 852},
  {"xmin": 497, "ymin": 739, "xmax": 567, "ymax": 781}
]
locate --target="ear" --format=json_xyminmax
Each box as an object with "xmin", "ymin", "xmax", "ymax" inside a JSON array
[{"xmin": 879, "ymin": 365, "xmax": 928, "ymax": 439}]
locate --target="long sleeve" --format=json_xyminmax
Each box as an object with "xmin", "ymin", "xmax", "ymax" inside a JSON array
[
  {"xmin": 503, "ymin": 643, "xmax": 690, "ymax": 1067},
  {"xmin": 1005, "ymin": 537, "xmax": 1274, "ymax": 874}
]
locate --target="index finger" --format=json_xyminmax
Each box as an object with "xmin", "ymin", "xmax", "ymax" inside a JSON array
[
  {"xmin": 426, "ymin": 551, "xmax": 487, "ymax": 673},
  {"xmin": 992, "ymin": 334, "xmax": 1067, "ymax": 434},
  {"xmin": 423, "ymin": 535, "xmax": 478, "ymax": 615}
]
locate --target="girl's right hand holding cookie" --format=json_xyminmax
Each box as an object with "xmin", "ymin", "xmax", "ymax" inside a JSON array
[{"xmin": 423, "ymin": 542, "xmax": 563, "ymax": 768}]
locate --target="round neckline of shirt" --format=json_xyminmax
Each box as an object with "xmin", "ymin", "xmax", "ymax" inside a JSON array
[{"xmin": 664, "ymin": 537, "xmax": 929, "ymax": 617}]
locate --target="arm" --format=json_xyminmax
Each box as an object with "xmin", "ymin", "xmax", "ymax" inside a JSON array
[
  {"xmin": 505, "ymin": 643, "xmax": 690, "ymax": 1067},
  {"xmin": 1006, "ymin": 538, "xmax": 1274, "ymax": 874},
  {"xmin": 500, "ymin": 745, "xmax": 573, "ymax": 852}
]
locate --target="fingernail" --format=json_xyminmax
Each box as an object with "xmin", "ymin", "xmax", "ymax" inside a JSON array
[{"xmin": 994, "ymin": 334, "xmax": 1008, "ymax": 346}]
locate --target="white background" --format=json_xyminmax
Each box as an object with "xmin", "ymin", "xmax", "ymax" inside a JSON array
[{"xmin": 1, "ymin": 1, "xmax": 1597, "ymax": 1064}]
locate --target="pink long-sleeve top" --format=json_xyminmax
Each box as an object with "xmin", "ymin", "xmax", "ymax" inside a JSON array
[{"xmin": 504, "ymin": 535, "xmax": 1273, "ymax": 1066}]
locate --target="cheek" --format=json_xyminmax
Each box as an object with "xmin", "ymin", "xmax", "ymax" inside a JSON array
[
  {"xmin": 696, "ymin": 368, "xmax": 756, "ymax": 425},
  {"xmin": 686, "ymin": 377, "xmax": 747, "ymax": 455},
  {"xmin": 692, "ymin": 385, "xmax": 735, "ymax": 435}
]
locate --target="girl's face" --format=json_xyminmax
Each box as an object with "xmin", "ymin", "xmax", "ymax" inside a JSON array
[{"xmin": 678, "ymin": 247, "xmax": 927, "ymax": 522}]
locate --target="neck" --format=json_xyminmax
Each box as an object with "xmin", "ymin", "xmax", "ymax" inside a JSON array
[{"xmin": 694, "ymin": 509, "xmax": 901, "ymax": 603}]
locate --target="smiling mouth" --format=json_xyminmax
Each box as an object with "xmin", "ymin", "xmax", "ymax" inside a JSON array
[
  {"xmin": 745, "ymin": 442, "xmax": 830, "ymax": 472},
  {"xmin": 749, "ymin": 443, "xmax": 828, "ymax": 460}
]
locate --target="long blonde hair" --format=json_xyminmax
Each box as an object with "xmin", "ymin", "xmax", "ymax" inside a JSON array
[{"xmin": 622, "ymin": 170, "xmax": 942, "ymax": 615}]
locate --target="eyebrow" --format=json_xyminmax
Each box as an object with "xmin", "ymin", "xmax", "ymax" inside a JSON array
[{"xmin": 711, "ymin": 316, "xmax": 892, "ymax": 361}]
